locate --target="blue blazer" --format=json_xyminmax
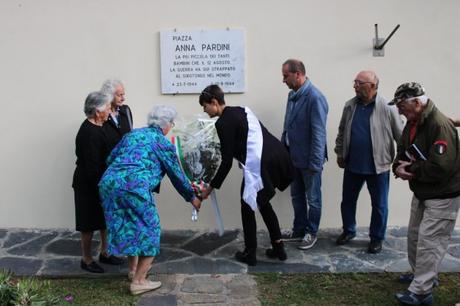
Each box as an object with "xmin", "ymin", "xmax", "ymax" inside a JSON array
[{"xmin": 281, "ymin": 80, "xmax": 328, "ymax": 171}]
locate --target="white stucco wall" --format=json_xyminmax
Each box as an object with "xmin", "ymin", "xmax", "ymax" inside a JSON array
[{"xmin": 1, "ymin": 0, "xmax": 459, "ymax": 230}]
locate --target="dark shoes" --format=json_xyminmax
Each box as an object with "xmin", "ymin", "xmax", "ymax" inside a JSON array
[
  {"xmin": 81, "ymin": 253, "xmax": 122, "ymax": 273},
  {"xmin": 235, "ymin": 249, "xmax": 257, "ymax": 266},
  {"xmin": 80, "ymin": 260, "xmax": 104, "ymax": 273},
  {"xmin": 266, "ymin": 241, "xmax": 287, "ymax": 261},
  {"xmin": 395, "ymin": 290, "xmax": 433, "ymax": 305},
  {"xmin": 99, "ymin": 253, "xmax": 124, "ymax": 265},
  {"xmin": 398, "ymin": 273, "xmax": 439, "ymax": 287},
  {"xmin": 368, "ymin": 240, "xmax": 383, "ymax": 254},
  {"xmin": 336, "ymin": 232, "xmax": 356, "ymax": 245}
]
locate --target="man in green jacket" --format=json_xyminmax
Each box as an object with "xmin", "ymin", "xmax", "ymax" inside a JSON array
[{"xmin": 391, "ymin": 82, "xmax": 460, "ymax": 305}]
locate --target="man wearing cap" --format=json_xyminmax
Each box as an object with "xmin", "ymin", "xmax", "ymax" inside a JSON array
[
  {"xmin": 334, "ymin": 70, "xmax": 403, "ymax": 253},
  {"xmin": 392, "ymin": 82, "xmax": 460, "ymax": 305}
]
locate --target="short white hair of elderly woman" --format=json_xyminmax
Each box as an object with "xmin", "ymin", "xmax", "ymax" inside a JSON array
[{"xmin": 147, "ymin": 105, "xmax": 177, "ymax": 129}]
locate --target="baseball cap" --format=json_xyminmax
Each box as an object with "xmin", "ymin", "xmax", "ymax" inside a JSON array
[{"xmin": 389, "ymin": 82, "xmax": 425, "ymax": 105}]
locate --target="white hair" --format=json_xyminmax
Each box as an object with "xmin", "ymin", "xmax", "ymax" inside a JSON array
[
  {"xmin": 147, "ymin": 105, "xmax": 177, "ymax": 129},
  {"xmin": 84, "ymin": 91, "xmax": 111, "ymax": 117},
  {"xmin": 100, "ymin": 78, "xmax": 124, "ymax": 101},
  {"xmin": 407, "ymin": 95, "xmax": 428, "ymax": 105}
]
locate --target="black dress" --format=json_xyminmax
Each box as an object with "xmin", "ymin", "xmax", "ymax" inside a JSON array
[
  {"xmin": 210, "ymin": 106, "xmax": 294, "ymax": 249},
  {"xmin": 103, "ymin": 104, "xmax": 133, "ymax": 152},
  {"xmin": 72, "ymin": 120, "xmax": 110, "ymax": 231}
]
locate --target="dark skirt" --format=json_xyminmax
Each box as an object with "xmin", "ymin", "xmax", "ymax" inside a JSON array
[{"xmin": 74, "ymin": 189, "xmax": 106, "ymax": 232}]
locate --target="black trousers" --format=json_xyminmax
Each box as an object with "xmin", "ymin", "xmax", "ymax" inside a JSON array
[{"xmin": 240, "ymin": 187, "xmax": 282, "ymax": 250}]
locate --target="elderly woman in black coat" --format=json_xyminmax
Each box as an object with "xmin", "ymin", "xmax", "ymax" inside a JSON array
[
  {"xmin": 72, "ymin": 91, "xmax": 123, "ymax": 273},
  {"xmin": 100, "ymin": 79, "xmax": 133, "ymax": 151}
]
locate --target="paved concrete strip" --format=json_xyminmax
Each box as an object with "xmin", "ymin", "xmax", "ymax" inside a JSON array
[
  {"xmin": 1, "ymin": 227, "xmax": 460, "ymax": 306},
  {"xmin": 1, "ymin": 227, "xmax": 460, "ymax": 276},
  {"xmin": 138, "ymin": 274, "xmax": 260, "ymax": 306}
]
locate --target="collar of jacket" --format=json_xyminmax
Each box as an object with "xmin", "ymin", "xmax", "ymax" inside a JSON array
[
  {"xmin": 417, "ymin": 99, "xmax": 435, "ymax": 126},
  {"xmin": 289, "ymin": 79, "xmax": 310, "ymax": 102},
  {"xmin": 349, "ymin": 93, "xmax": 387, "ymax": 109}
]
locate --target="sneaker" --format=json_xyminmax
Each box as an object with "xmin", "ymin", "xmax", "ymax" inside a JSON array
[
  {"xmin": 130, "ymin": 280, "xmax": 162, "ymax": 295},
  {"xmin": 99, "ymin": 253, "xmax": 125, "ymax": 265},
  {"xmin": 368, "ymin": 240, "xmax": 383, "ymax": 254},
  {"xmin": 395, "ymin": 290, "xmax": 433, "ymax": 305},
  {"xmin": 298, "ymin": 233, "xmax": 317, "ymax": 250},
  {"xmin": 80, "ymin": 260, "xmax": 104, "ymax": 273},
  {"xmin": 336, "ymin": 232, "xmax": 356, "ymax": 245},
  {"xmin": 398, "ymin": 273, "xmax": 439, "ymax": 287},
  {"xmin": 281, "ymin": 230, "xmax": 304, "ymax": 242}
]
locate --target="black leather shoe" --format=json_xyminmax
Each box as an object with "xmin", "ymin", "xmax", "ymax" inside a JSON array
[
  {"xmin": 336, "ymin": 232, "xmax": 356, "ymax": 245},
  {"xmin": 235, "ymin": 249, "xmax": 257, "ymax": 266},
  {"xmin": 99, "ymin": 253, "xmax": 124, "ymax": 265},
  {"xmin": 81, "ymin": 260, "xmax": 104, "ymax": 273},
  {"xmin": 395, "ymin": 290, "xmax": 433, "ymax": 305},
  {"xmin": 368, "ymin": 240, "xmax": 383, "ymax": 254},
  {"xmin": 266, "ymin": 241, "xmax": 287, "ymax": 261}
]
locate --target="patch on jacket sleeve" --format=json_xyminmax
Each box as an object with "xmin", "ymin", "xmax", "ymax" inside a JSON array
[{"xmin": 434, "ymin": 140, "xmax": 447, "ymax": 155}]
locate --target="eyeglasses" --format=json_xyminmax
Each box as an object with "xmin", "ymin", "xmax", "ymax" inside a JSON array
[
  {"xmin": 353, "ymin": 80, "xmax": 374, "ymax": 86},
  {"xmin": 170, "ymin": 121, "xmax": 175, "ymax": 128}
]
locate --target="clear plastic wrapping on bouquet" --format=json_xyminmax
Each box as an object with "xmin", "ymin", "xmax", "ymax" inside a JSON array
[
  {"xmin": 171, "ymin": 115, "xmax": 221, "ymax": 185},
  {"xmin": 171, "ymin": 115, "xmax": 224, "ymax": 235}
]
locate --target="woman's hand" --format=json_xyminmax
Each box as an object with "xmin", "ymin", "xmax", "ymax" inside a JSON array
[{"xmin": 191, "ymin": 197, "xmax": 202, "ymax": 211}]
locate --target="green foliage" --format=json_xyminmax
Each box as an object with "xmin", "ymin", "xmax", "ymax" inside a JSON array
[
  {"xmin": 2, "ymin": 274, "xmax": 138, "ymax": 306},
  {"xmin": 0, "ymin": 269, "xmax": 17, "ymax": 305},
  {"xmin": 0, "ymin": 269, "xmax": 60, "ymax": 306}
]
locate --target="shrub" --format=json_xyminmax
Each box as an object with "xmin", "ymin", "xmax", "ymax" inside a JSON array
[{"xmin": 0, "ymin": 269, "xmax": 60, "ymax": 306}]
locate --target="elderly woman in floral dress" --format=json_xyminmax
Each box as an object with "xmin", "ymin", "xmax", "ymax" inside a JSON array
[{"xmin": 99, "ymin": 105, "xmax": 201, "ymax": 295}]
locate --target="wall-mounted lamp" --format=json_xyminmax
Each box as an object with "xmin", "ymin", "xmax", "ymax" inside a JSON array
[{"xmin": 373, "ymin": 24, "xmax": 400, "ymax": 57}]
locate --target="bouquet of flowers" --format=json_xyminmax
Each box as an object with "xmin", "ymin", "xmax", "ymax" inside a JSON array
[{"xmin": 171, "ymin": 116, "xmax": 224, "ymax": 235}]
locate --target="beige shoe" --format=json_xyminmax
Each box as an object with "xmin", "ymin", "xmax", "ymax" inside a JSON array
[{"xmin": 130, "ymin": 280, "xmax": 162, "ymax": 295}]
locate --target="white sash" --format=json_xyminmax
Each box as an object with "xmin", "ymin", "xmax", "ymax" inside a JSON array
[{"xmin": 241, "ymin": 107, "xmax": 264, "ymax": 211}]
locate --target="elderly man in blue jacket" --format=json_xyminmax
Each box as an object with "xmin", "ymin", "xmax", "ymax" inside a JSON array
[{"xmin": 280, "ymin": 59, "xmax": 329, "ymax": 250}]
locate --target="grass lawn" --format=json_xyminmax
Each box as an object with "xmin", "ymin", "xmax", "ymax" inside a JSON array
[
  {"xmin": 255, "ymin": 272, "xmax": 460, "ymax": 306},
  {"xmin": 39, "ymin": 277, "xmax": 139, "ymax": 306},
  {"xmin": 14, "ymin": 272, "xmax": 460, "ymax": 305}
]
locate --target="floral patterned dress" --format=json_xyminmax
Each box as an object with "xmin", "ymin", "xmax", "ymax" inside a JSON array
[{"xmin": 99, "ymin": 126, "xmax": 194, "ymax": 256}]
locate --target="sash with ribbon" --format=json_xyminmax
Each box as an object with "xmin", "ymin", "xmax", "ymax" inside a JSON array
[{"xmin": 241, "ymin": 107, "xmax": 264, "ymax": 211}]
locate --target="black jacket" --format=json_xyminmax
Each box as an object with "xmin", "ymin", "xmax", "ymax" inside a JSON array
[
  {"xmin": 72, "ymin": 120, "xmax": 109, "ymax": 193},
  {"xmin": 211, "ymin": 106, "xmax": 294, "ymax": 201},
  {"xmin": 103, "ymin": 104, "xmax": 133, "ymax": 152}
]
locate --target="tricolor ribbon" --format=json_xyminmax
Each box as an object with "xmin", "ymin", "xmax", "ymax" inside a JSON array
[{"xmin": 171, "ymin": 135, "xmax": 224, "ymax": 236}]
